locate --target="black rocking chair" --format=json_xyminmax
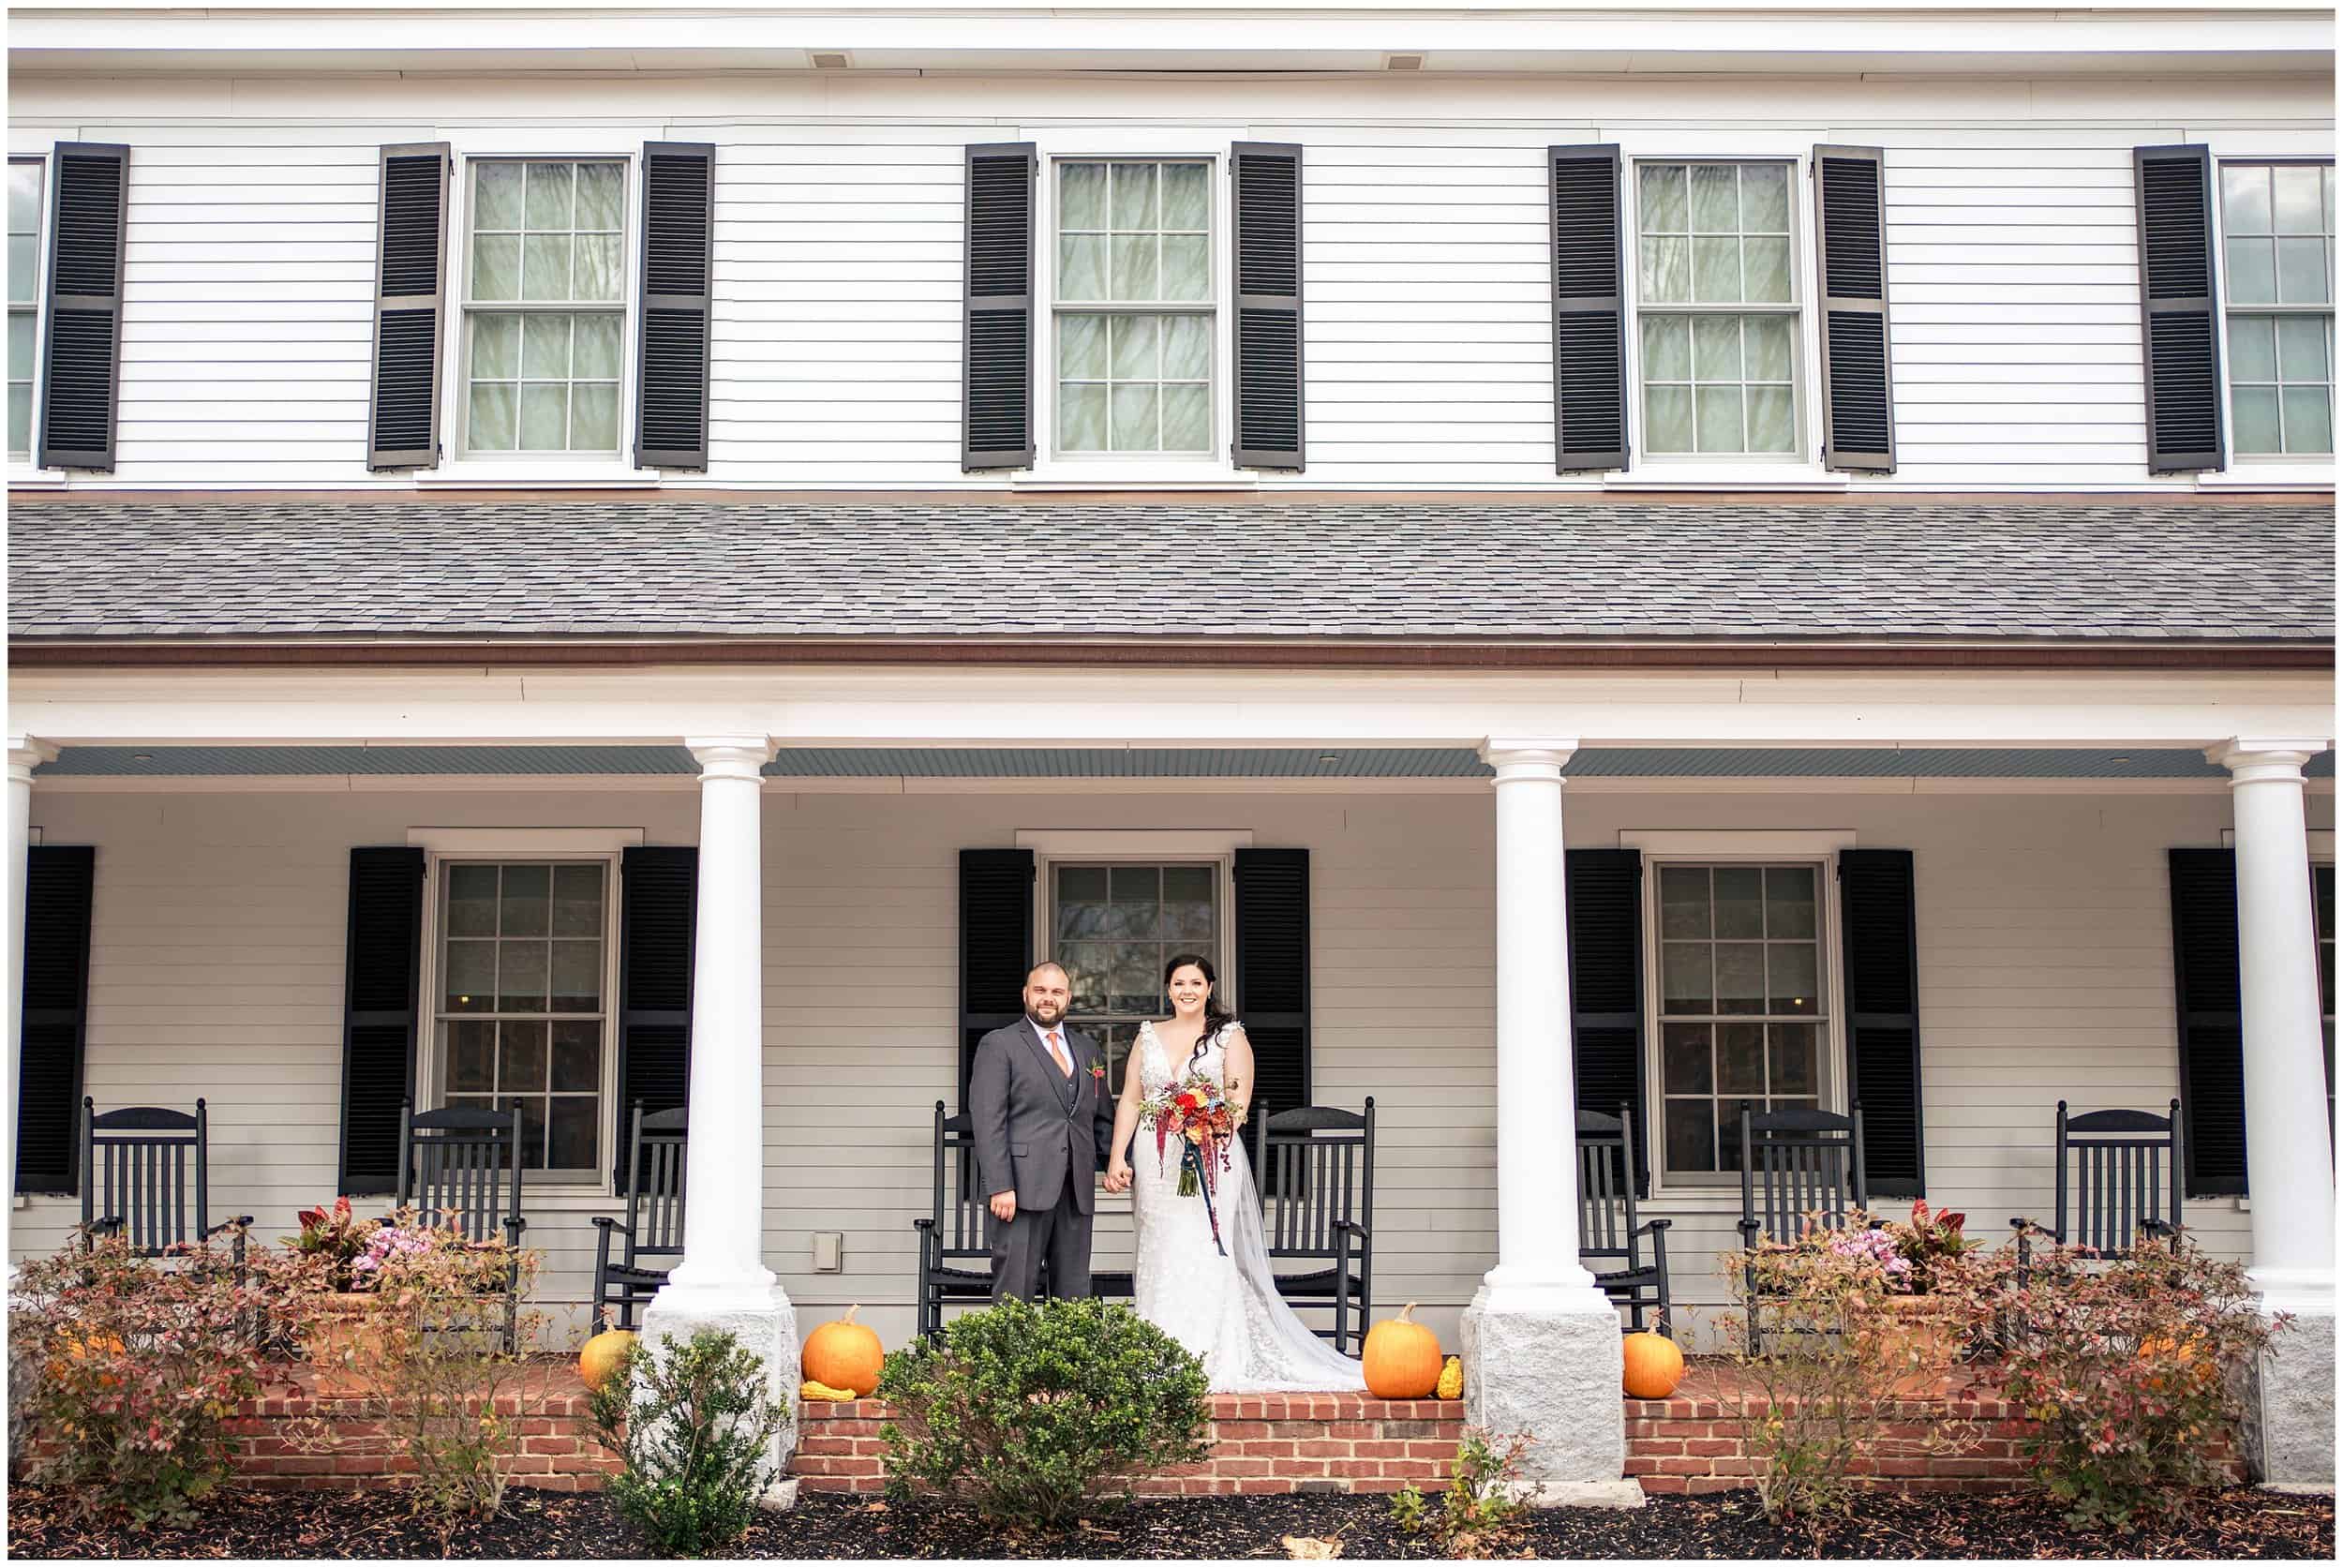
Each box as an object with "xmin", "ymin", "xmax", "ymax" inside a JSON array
[
  {"xmin": 81, "ymin": 1098, "xmax": 252, "ymax": 1260},
  {"xmin": 1575, "ymin": 1101, "xmax": 1672, "ymax": 1335},
  {"xmin": 1251, "ymin": 1098, "xmax": 1376, "ymax": 1354},
  {"xmin": 1737, "ymin": 1102, "xmax": 1869, "ymax": 1353},
  {"xmin": 913, "ymin": 1102, "xmax": 1001, "ymax": 1338},
  {"xmin": 591, "ymin": 1104, "xmax": 688, "ymax": 1332},
  {"xmin": 395, "ymin": 1099, "xmax": 528, "ymax": 1351},
  {"xmin": 2010, "ymin": 1099, "xmax": 2183, "ymax": 1277}
]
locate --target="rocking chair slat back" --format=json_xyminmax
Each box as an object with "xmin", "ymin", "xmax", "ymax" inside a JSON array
[
  {"xmin": 396, "ymin": 1101, "xmax": 524, "ymax": 1245},
  {"xmin": 2053, "ymin": 1100, "xmax": 2182, "ymax": 1257},
  {"xmin": 625, "ymin": 1105, "xmax": 690, "ymax": 1252},
  {"xmin": 1738, "ymin": 1102, "xmax": 1868, "ymax": 1245},
  {"xmin": 1575, "ymin": 1104, "xmax": 1634, "ymax": 1256},
  {"xmin": 1253, "ymin": 1101, "xmax": 1373, "ymax": 1258},
  {"xmin": 82, "ymin": 1098, "xmax": 211, "ymax": 1256}
]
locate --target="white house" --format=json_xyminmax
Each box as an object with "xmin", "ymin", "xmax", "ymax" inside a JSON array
[{"xmin": 5, "ymin": 0, "xmax": 2335, "ymax": 1494}]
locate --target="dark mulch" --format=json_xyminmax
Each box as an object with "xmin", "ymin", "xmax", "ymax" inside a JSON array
[{"xmin": 8, "ymin": 1485, "xmax": 2334, "ymax": 1561}]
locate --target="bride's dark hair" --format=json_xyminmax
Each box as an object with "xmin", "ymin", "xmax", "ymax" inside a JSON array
[{"xmin": 1163, "ymin": 952, "xmax": 1235, "ymax": 1063}]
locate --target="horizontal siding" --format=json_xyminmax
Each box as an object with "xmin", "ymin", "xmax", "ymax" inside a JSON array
[{"xmin": 11, "ymin": 785, "xmax": 2329, "ymax": 1354}]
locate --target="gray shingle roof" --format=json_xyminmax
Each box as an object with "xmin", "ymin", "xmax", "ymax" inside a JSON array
[{"xmin": 7, "ymin": 498, "xmax": 2334, "ymax": 643}]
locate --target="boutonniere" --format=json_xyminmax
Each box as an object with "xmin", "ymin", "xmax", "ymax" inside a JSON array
[{"xmin": 1089, "ymin": 1064, "xmax": 1106, "ymax": 1083}]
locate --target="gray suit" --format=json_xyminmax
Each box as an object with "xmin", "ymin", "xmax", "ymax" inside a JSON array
[{"xmin": 967, "ymin": 1016, "xmax": 1115, "ymax": 1303}]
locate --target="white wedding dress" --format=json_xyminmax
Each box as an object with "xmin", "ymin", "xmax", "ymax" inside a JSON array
[{"xmin": 1129, "ymin": 1019, "xmax": 1367, "ymax": 1394}]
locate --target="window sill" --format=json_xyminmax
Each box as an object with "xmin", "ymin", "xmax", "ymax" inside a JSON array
[
  {"xmin": 2197, "ymin": 467, "xmax": 2336, "ymax": 492},
  {"xmin": 8, "ymin": 467, "xmax": 65, "ymax": 490},
  {"xmin": 1605, "ymin": 469, "xmax": 1849, "ymax": 493},
  {"xmin": 513, "ymin": 1187, "xmax": 623, "ymax": 1213},
  {"xmin": 416, "ymin": 465, "xmax": 659, "ymax": 489},
  {"xmin": 1014, "ymin": 470, "xmax": 1261, "ymax": 494}
]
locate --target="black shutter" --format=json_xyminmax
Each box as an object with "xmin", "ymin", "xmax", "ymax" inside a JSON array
[
  {"xmin": 1567, "ymin": 847, "xmax": 1648, "ymax": 1195},
  {"xmin": 1233, "ymin": 848, "xmax": 1310, "ymax": 1117},
  {"xmin": 2169, "ymin": 847, "xmax": 2246, "ymax": 1196},
  {"xmin": 960, "ymin": 849, "xmax": 1036, "ymax": 1106},
  {"xmin": 366, "ymin": 142, "xmax": 450, "ymax": 470},
  {"xmin": 2134, "ymin": 144, "xmax": 2224, "ymax": 473},
  {"xmin": 1231, "ymin": 142, "xmax": 1305, "ymax": 471},
  {"xmin": 616, "ymin": 845, "xmax": 698, "ymax": 1188},
  {"xmin": 1814, "ymin": 145, "xmax": 1896, "ymax": 472},
  {"xmin": 1840, "ymin": 848, "xmax": 1925, "ymax": 1197},
  {"xmin": 16, "ymin": 845, "xmax": 94, "ymax": 1196},
  {"xmin": 1548, "ymin": 144, "xmax": 1628, "ymax": 473},
  {"xmin": 37, "ymin": 142, "xmax": 128, "ymax": 472},
  {"xmin": 963, "ymin": 142, "xmax": 1036, "ymax": 470},
  {"xmin": 635, "ymin": 142, "xmax": 715, "ymax": 470},
  {"xmin": 339, "ymin": 846, "xmax": 425, "ymax": 1195}
]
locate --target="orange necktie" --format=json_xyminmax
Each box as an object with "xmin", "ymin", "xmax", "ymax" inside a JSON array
[{"xmin": 1046, "ymin": 1029, "xmax": 1071, "ymax": 1077}]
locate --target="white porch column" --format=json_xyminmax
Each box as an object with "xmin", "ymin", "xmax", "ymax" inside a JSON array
[
  {"xmin": 1459, "ymin": 739, "xmax": 1637, "ymax": 1508},
  {"xmin": 2210, "ymin": 738, "xmax": 2336, "ymax": 1489},
  {"xmin": 6, "ymin": 739, "xmax": 55, "ymax": 1230},
  {"xmin": 641, "ymin": 735, "xmax": 798, "ymax": 1506}
]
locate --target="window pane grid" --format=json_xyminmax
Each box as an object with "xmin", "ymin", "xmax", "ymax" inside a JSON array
[
  {"xmin": 1050, "ymin": 861, "xmax": 1219, "ymax": 1094},
  {"xmin": 2222, "ymin": 162, "xmax": 2336, "ymax": 455},
  {"xmin": 1635, "ymin": 161, "xmax": 1799, "ymax": 457},
  {"xmin": 1053, "ymin": 158, "xmax": 1214, "ymax": 455},
  {"xmin": 8, "ymin": 159, "xmax": 38, "ymax": 461},
  {"xmin": 463, "ymin": 159, "xmax": 624, "ymax": 455}
]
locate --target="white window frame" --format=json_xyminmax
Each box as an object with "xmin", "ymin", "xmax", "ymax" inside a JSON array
[
  {"xmin": 2211, "ymin": 155, "xmax": 2338, "ymax": 471},
  {"xmin": 1023, "ymin": 128, "xmax": 1244, "ymax": 487},
  {"xmin": 1630, "ymin": 836, "xmax": 1851, "ymax": 1201},
  {"xmin": 1616, "ymin": 142, "xmax": 1833, "ymax": 487},
  {"xmin": 412, "ymin": 846, "xmax": 627, "ymax": 1193},
  {"xmin": 7, "ymin": 147, "xmax": 48, "ymax": 479},
  {"xmin": 437, "ymin": 146, "xmax": 640, "ymax": 484}
]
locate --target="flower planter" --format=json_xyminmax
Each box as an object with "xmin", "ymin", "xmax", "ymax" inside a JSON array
[
  {"xmin": 305, "ymin": 1292, "xmax": 392, "ymax": 1398},
  {"xmin": 1873, "ymin": 1293, "xmax": 1961, "ymax": 1396}
]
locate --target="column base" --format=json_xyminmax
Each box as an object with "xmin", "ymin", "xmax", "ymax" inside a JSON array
[
  {"xmin": 2246, "ymin": 1301, "xmax": 2336, "ymax": 1492},
  {"xmin": 638, "ymin": 1283, "xmax": 803, "ymax": 1510},
  {"xmin": 1459, "ymin": 1287, "xmax": 1639, "ymax": 1509}
]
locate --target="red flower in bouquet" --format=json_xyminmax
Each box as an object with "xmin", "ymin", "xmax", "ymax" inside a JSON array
[{"xmin": 1141, "ymin": 1070, "xmax": 1241, "ymax": 1252}]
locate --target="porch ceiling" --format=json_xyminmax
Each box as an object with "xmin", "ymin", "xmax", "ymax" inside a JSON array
[{"xmin": 31, "ymin": 744, "xmax": 2338, "ymax": 780}]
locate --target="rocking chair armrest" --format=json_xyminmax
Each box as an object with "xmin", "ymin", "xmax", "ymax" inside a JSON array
[
  {"xmin": 90, "ymin": 1216, "xmax": 127, "ymax": 1237},
  {"xmin": 2141, "ymin": 1217, "xmax": 2178, "ymax": 1239},
  {"xmin": 202, "ymin": 1215, "xmax": 254, "ymax": 1240},
  {"xmin": 1635, "ymin": 1217, "xmax": 1674, "ymax": 1234},
  {"xmin": 2008, "ymin": 1217, "xmax": 2054, "ymax": 1241},
  {"xmin": 590, "ymin": 1216, "xmax": 635, "ymax": 1238},
  {"xmin": 1330, "ymin": 1217, "xmax": 1370, "ymax": 1241}
]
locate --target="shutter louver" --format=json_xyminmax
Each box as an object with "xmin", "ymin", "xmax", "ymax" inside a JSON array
[
  {"xmin": 959, "ymin": 849, "xmax": 1036, "ymax": 1106},
  {"xmin": 1567, "ymin": 847, "xmax": 1648, "ymax": 1196},
  {"xmin": 339, "ymin": 846, "xmax": 425, "ymax": 1195},
  {"xmin": 1548, "ymin": 144, "xmax": 1628, "ymax": 473},
  {"xmin": 16, "ymin": 844, "xmax": 95, "ymax": 1195},
  {"xmin": 1840, "ymin": 848, "xmax": 1926, "ymax": 1197},
  {"xmin": 635, "ymin": 142, "xmax": 715, "ymax": 470},
  {"xmin": 963, "ymin": 143, "xmax": 1037, "ymax": 470},
  {"xmin": 2134, "ymin": 145, "xmax": 2225, "ymax": 473},
  {"xmin": 617, "ymin": 845, "xmax": 697, "ymax": 1189},
  {"xmin": 366, "ymin": 142, "xmax": 450, "ymax": 470},
  {"xmin": 1233, "ymin": 848, "xmax": 1311, "ymax": 1119},
  {"xmin": 1231, "ymin": 142, "xmax": 1305, "ymax": 470},
  {"xmin": 2168, "ymin": 847, "xmax": 2246, "ymax": 1196},
  {"xmin": 1814, "ymin": 145, "xmax": 1897, "ymax": 472},
  {"xmin": 37, "ymin": 142, "xmax": 128, "ymax": 472}
]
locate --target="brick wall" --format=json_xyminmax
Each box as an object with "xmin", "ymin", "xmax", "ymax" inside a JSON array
[{"xmin": 215, "ymin": 1367, "xmax": 620, "ymax": 1492}]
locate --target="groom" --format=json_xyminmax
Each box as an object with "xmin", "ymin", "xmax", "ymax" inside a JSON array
[{"xmin": 968, "ymin": 961, "xmax": 1116, "ymax": 1304}]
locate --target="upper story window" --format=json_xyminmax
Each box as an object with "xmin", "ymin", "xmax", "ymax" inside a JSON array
[
  {"xmin": 461, "ymin": 158, "xmax": 625, "ymax": 455},
  {"xmin": 1053, "ymin": 159, "xmax": 1214, "ymax": 456},
  {"xmin": 1635, "ymin": 161, "xmax": 1799, "ymax": 457},
  {"xmin": 1048, "ymin": 860, "xmax": 1221, "ymax": 1093},
  {"xmin": 1653, "ymin": 862, "xmax": 1830, "ymax": 1182},
  {"xmin": 2220, "ymin": 161, "xmax": 2335, "ymax": 458},
  {"xmin": 8, "ymin": 158, "xmax": 39, "ymax": 462}
]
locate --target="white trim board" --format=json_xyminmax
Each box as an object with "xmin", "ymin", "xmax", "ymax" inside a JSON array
[
  {"xmin": 406, "ymin": 826, "xmax": 647, "ymax": 852},
  {"xmin": 1014, "ymin": 829, "xmax": 1256, "ymax": 854}
]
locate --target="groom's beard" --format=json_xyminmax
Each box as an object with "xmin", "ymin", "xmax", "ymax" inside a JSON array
[{"xmin": 1024, "ymin": 1008, "xmax": 1065, "ymax": 1028}]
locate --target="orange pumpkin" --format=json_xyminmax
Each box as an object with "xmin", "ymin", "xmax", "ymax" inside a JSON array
[
  {"xmin": 1621, "ymin": 1328, "xmax": 1686, "ymax": 1399},
  {"xmin": 802, "ymin": 1305, "xmax": 885, "ymax": 1396},
  {"xmin": 578, "ymin": 1328, "xmax": 637, "ymax": 1393},
  {"xmin": 52, "ymin": 1330, "xmax": 127, "ymax": 1389},
  {"xmin": 1364, "ymin": 1303, "xmax": 1443, "ymax": 1399},
  {"xmin": 2137, "ymin": 1334, "xmax": 2214, "ymax": 1392}
]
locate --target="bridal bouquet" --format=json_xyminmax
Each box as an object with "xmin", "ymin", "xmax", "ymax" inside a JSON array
[{"xmin": 1141, "ymin": 1071, "xmax": 1240, "ymax": 1254}]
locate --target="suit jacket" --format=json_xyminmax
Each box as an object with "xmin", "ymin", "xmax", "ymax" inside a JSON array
[{"xmin": 968, "ymin": 1017, "xmax": 1116, "ymax": 1216}]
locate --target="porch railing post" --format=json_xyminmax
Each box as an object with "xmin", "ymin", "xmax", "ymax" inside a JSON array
[{"xmin": 2210, "ymin": 735, "xmax": 2336, "ymax": 1489}]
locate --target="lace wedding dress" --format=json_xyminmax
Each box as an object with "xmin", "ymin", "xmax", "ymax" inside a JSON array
[{"xmin": 1129, "ymin": 1019, "xmax": 1367, "ymax": 1394}]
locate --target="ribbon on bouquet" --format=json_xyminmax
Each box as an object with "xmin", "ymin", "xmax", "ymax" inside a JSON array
[{"xmin": 1181, "ymin": 1139, "xmax": 1228, "ymax": 1257}]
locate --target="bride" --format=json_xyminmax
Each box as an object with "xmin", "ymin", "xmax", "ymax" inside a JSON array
[{"xmin": 1103, "ymin": 953, "xmax": 1366, "ymax": 1394}]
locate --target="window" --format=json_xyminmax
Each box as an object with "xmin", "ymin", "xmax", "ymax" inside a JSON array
[
  {"xmin": 1653, "ymin": 862, "xmax": 1829, "ymax": 1181},
  {"xmin": 434, "ymin": 860, "xmax": 614, "ymax": 1176},
  {"xmin": 461, "ymin": 159, "xmax": 625, "ymax": 455},
  {"xmin": 1048, "ymin": 861, "xmax": 1221, "ymax": 1093},
  {"xmin": 1635, "ymin": 161, "xmax": 1799, "ymax": 456},
  {"xmin": 2220, "ymin": 161, "xmax": 2336, "ymax": 457},
  {"xmin": 1052, "ymin": 159, "xmax": 1214, "ymax": 455},
  {"xmin": 8, "ymin": 158, "xmax": 38, "ymax": 461}
]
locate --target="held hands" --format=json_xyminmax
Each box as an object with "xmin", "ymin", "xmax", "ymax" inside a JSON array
[
  {"xmin": 1103, "ymin": 1158, "xmax": 1132, "ymax": 1195},
  {"xmin": 989, "ymin": 1189, "xmax": 1017, "ymax": 1223}
]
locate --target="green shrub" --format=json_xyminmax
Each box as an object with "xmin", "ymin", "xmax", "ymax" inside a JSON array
[
  {"xmin": 9, "ymin": 1232, "xmax": 279, "ymax": 1526},
  {"xmin": 1995, "ymin": 1234, "xmax": 2281, "ymax": 1531},
  {"xmin": 1391, "ymin": 1429, "xmax": 1529, "ymax": 1559},
  {"xmin": 587, "ymin": 1328, "xmax": 783, "ymax": 1558},
  {"xmin": 876, "ymin": 1297, "xmax": 1211, "ymax": 1528}
]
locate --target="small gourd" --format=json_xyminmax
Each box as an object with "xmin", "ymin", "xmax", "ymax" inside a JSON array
[
  {"xmin": 802, "ymin": 1304, "xmax": 886, "ymax": 1396},
  {"xmin": 1435, "ymin": 1354, "xmax": 1463, "ymax": 1401},
  {"xmin": 1620, "ymin": 1326, "xmax": 1686, "ymax": 1399},
  {"xmin": 1363, "ymin": 1303, "xmax": 1443, "ymax": 1399},
  {"xmin": 800, "ymin": 1378, "xmax": 860, "ymax": 1402},
  {"xmin": 578, "ymin": 1328, "xmax": 637, "ymax": 1393}
]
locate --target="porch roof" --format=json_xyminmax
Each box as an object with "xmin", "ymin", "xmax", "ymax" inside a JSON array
[{"xmin": 7, "ymin": 496, "xmax": 2333, "ymax": 650}]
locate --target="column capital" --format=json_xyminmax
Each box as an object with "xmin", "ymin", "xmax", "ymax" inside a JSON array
[
  {"xmin": 2206, "ymin": 738, "xmax": 2331, "ymax": 784},
  {"xmin": 7, "ymin": 738, "xmax": 58, "ymax": 782},
  {"xmin": 686, "ymin": 735, "xmax": 777, "ymax": 781},
  {"xmin": 1479, "ymin": 737, "xmax": 1579, "ymax": 776}
]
